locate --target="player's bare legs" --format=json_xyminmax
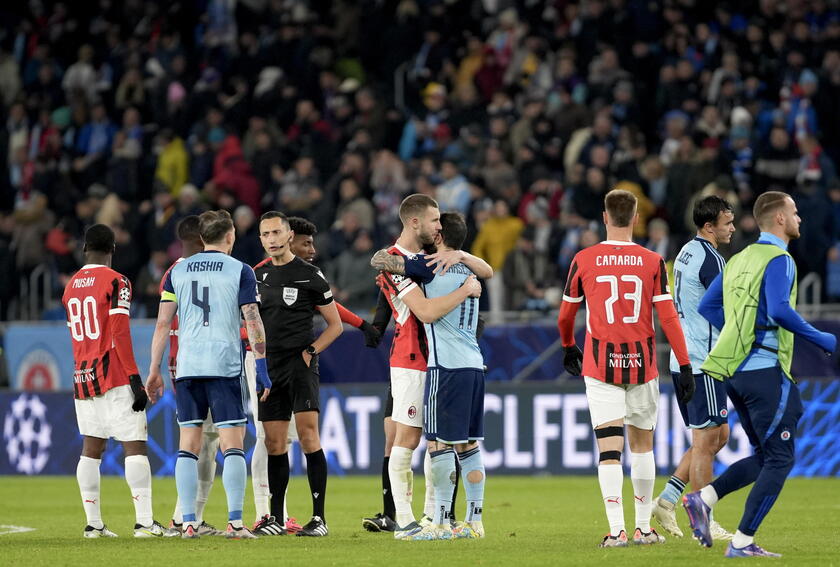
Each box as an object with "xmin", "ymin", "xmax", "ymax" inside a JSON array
[
  {"xmin": 691, "ymin": 426, "xmax": 725, "ymax": 492},
  {"xmin": 654, "ymin": 448, "xmax": 691, "ymax": 537},
  {"xmin": 655, "ymin": 424, "xmax": 732, "ymax": 539}
]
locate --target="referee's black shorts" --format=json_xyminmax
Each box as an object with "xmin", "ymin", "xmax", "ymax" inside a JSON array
[{"xmin": 259, "ymin": 349, "xmax": 320, "ymax": 422}]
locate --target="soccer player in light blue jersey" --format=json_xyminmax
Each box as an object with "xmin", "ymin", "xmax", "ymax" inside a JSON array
[
  {"xmin": 146, "ymin": 210, "xmax": 272, "ymax": 540},
  {"xmin": 402, "ymin": 212, "xmax": 488, "ymax": 540},
  {"xmin": 652, "ymin": 196, "xmax": 736, "ymax": 541}
]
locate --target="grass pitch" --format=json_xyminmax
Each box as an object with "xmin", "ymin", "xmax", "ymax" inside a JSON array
[{"xmin": 1, "ymin": 475, "xmax": 838, "ymax": 566}]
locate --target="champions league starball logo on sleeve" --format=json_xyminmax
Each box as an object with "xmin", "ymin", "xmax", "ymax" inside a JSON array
[{"xmin": 3, "ymin": 394, "xmax": 52, "ymax": 474}]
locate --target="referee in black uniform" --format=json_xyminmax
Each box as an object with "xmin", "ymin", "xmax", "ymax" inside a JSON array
[{"xmin": 254, "ymin": 211, "xmax": 343, "ymax": 537}]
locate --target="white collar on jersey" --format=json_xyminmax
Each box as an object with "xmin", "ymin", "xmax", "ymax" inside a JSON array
[
  {"xmin": 393, "ymin": 243, "xmax": 421, "ymax": 256},
  {"xmin": 80, "ymin": 264, "xmax": 106, "ymax": 269},
  {"xmin": 601, "ymin": 240, "xmax": 637, "ymax": 246}
]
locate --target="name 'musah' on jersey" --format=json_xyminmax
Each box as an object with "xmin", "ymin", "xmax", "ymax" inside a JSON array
[
  {"xmin": 596, "ymin": 254, "xmax": 644, "ymax": 267},
  {"xmin": 186, "ymin": 260, "xmax": 224, "ymax": 273}
]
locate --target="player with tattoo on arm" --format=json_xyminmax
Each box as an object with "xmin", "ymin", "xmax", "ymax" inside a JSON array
[
  {"xmin": 161, "ymin": 216, "xmax": 223, "ymax": 537},
  {"xmin": 146, "ymin": 210, "xmax": 271, "ymax": 540},
  {"xmin": 371, "ymin": 194, "xmax": 491, "ymax": 539}
]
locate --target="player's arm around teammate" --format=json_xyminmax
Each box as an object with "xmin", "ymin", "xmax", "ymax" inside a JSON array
[
  {"xmin": 371, "ymin": 248, "xmax": 494, "ymax": 279},
  {"xmin": 385, "ymin": 274, "xmax": 482, "ymax": 323}
]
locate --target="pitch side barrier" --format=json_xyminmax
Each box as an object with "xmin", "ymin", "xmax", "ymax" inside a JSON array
[{"xmin": 1, "ymin": 379, "xmax": 838, "ymax": 477}]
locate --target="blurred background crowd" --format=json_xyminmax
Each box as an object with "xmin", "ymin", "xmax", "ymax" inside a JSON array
[{"xmin": 2, "ymin": 0, "xmax": 840, "ymax": 322}]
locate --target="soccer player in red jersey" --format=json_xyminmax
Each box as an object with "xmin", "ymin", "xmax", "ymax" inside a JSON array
[
  {"xmin": 63, "ymin": 224, "xmax": 164, "ymax": 538},
  {"xmin": 557, "ymin": 189, "xmax": 695, "ymax": 548},
  {"xmin": 161, "ymin": 216, "xmax": 223, "ymax": 537},
  {"xmin": 375, "ymin": 194, "xmax": 491, "ymax": 538}
]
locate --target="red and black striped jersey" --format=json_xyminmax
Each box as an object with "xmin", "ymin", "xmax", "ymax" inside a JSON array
[
  {"xmin": 63, "ymin": 264, "xmax": 139, "ymax": 399},
  {"xmin": 563, "ymin": 241, "xmax": 672, "ymax": 384},
  {"xmin": 378, "ymin": 244, "xmax": 428, "ymax": 372}
]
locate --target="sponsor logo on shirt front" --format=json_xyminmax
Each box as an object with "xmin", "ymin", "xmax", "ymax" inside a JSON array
[{"xmin": 607, "ymin": 352, "xmax": 643, "ymax": 368}]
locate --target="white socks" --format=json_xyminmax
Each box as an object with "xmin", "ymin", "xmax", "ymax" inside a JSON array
[
  {"xmin": 700, "ymin": 485, "xmax": 719, "ymax": 509},
  {"xmin": 630, "ymin": 451, "xmax": 655, "ymax": 532},
  {"xmin": 423, "ymin": 450, "xmax": 435, "ymax": 519},
  {"xmin": 732, "ymin": 530, "xmax": 754, "ymax": 548},
  {"xmin": 251, "ymin": 425, "xmax": 271, "ymax": 521},
  {"xmin": 388, "ymin": 446, "xmax": 415, "ymax": 527},
  {"xmin": 196, "ymin": 433, "xmax": 218, "ymax": 521},
  {"xmin": 125, "ymin": 455, "xmax": 153, "ymax": 527},
  {"xmin": 77, "ymin": 456, "xmax": 103, "ymax": 529},
  {"xmin": 598, "ymin": 463, "xmax": 624, "ymax": 536}
]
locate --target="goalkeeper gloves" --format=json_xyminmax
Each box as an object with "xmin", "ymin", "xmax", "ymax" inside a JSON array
[
  {"xmin": 255, "ymin": 357, "xmax": 272, "ymax": 394},
  {"xmin": 128, "ymin": 374, "xmax": 148, "ymax": 412},
  {"xmin": 360, "ymin": 320, "xmax": 383, "ymax": 348},
  {"xmin": 563, "ymin": 345, "xmax": 583, "ymax": 376},
  {"xmin": 676, "ymin": 364, "xmax": 696, "ymax": 404}
]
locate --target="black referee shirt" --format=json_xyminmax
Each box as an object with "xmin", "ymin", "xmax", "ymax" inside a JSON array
[{"xmin": 255, "ymin": 256, "xmax": 334, "ymax": 352}]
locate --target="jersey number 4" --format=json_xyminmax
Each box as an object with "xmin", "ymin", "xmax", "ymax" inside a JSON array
[
  {"xmin": 595, "ymin": 274, "xmax": 642, "ymax": 324},
  {"xmin": 67, "ymin": 297, "xmax": 101, "ymax": 341},
  {"xmin": 191, "ymin": 281, "xmax": 211, "ymax": 326}
]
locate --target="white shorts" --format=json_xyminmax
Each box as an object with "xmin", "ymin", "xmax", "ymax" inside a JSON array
[
  {"xmin": 584, "ymin": 376, "xmax": 660, "ymax": 430},
  {"xmin": 75, "ymin": 384, "xmax": 147, "ymax": 441},
  {"xmin": 244, "ymin": 351, "xmax": 296, "ymax": 441},
  {"xmin": 390, "ymin": 367, "xmax": 425, "ymax": 428}
]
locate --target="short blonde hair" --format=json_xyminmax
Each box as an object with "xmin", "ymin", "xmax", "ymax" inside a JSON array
[
  {"xmin": 604, "ymin": 189, "xmax": 637, "ymax": 227},
  {"xmin": 753, "ymin": 191, "xmax": 790, "ymax": 229}
]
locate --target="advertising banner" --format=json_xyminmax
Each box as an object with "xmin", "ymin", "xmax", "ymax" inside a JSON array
[{"xmin": 2, "ymin": 380, "xmax": 838, "ymax": 477}]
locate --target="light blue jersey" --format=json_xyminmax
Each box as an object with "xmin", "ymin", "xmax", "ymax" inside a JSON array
[
  {"xmin": 162, "ymin": 250, "xmax": 258, "ymax": 380},
  {"xmin": 422, "ymin": 263, "xmax": 483, "ymax": 370},
  {"xmin": 669, "ymin": 237, "xmax": 725, "ymax": 373}
]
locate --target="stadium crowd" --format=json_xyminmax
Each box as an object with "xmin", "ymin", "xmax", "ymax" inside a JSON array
[{"xmin": 2, "ymin": 0, "xmax": 840, "ymax": 320}]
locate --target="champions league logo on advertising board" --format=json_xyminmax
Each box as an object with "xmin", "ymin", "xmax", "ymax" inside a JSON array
[{"xmin": 3, "ymin": 394, "xmax": 52, "ymax": 475}]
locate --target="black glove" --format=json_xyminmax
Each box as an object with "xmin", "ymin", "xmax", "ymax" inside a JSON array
[
  {"xmin": 676, "ymin": 364, "xmax": 696, "ymax": 405},
  {"xmin": 129, "ymin": 374, "xmax": 148, "ymax": 412},
  {"xmin": 563, "ymin": 345, "xmax": 583, "ymax": 376},
  {"xmin": 360, "ymin": 320, "xmax": 383, "ymax": 348}
]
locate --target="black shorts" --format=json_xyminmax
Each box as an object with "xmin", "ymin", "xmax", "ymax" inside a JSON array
[
  {"xmin": 259, "ymin": 350, "xmax": 320, "ymax": 422},
  {"xmin": 384, "ymin": 381, "xmax": 393, "ymax": 419}
]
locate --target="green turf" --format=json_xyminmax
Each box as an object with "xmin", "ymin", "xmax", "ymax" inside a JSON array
[{"xmin": 1, "ymin": 475, "xmax": 838, "ymax": 566}]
